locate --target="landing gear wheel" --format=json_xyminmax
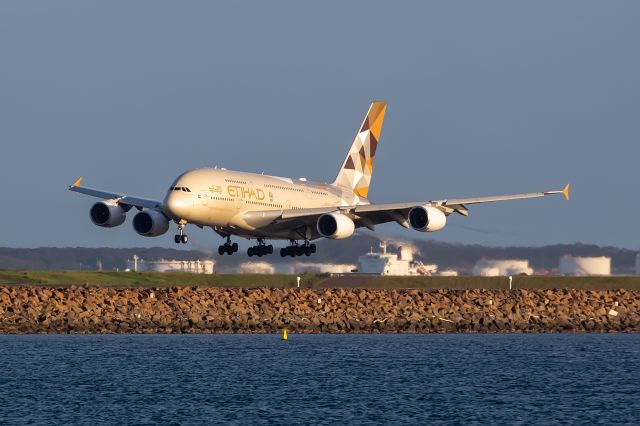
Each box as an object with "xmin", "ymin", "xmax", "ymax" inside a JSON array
[
  {"xmin": 310, "ymin": 243, "xmax": 316, "ymax": 253},
  {"xmin": 267, "ymin": 245, "xmax": 273, "ymax": 254},
  {"xmin": 174, "ymin": 235, "xmax": 181, "ymax": 244},
  {"xmin": 232, "ymin": 243, "xmax": 239, "ymax": 253},
  {"xmin": 304, "ymin": 246, "xmax": 311, "ymax": 256},
  {"xmin": 226, "ymin": 245, "xmax": 234, "ymax": 255},
  {"xmin": 247, "ymin": 247, "xmax": 254, "ymax": 257},
  {"xmin": 181, "ymin": 235, "xmax": 188, "ymax": 244},
  {"xmin": 218, "ymin": 245, "xmax": 225, "ymax": 256}
]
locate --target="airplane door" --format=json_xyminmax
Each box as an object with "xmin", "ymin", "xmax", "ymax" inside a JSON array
[{"xmin": 200, "ymin": 190, "xmax": 208, "ymax": 206}]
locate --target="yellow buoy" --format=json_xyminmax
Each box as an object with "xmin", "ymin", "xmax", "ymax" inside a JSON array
[{"xmin": 282, "ymin": 329, "xmax": 288, "ymax": 341}]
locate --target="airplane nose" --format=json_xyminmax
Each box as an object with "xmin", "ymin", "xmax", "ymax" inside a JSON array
[{"xmin": 164, "ymin": 192, "xmax": 189, "ymax": 219}]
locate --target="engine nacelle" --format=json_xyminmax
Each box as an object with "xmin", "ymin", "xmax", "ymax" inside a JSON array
[
  {"xmin": 133, "ymin": 209, "xmax": 170, "ymax": 237},
  {"xmin": 317, "ymin": 212, "xmax": 355, "ymax": 240},
  {"xmin": 408, "ymin": 205, "xmax": 447, "ymax": 232},
  {"xmin": 90, "ymin": 202, "xmax": 126, "ymax": 228}
]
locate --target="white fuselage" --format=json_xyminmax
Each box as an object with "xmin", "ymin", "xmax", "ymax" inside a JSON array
[{"xmin": 162, "ymin": 168, "xmax": 367, "ymax": 240}]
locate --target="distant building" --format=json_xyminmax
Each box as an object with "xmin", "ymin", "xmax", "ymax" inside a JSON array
[
  {"xmin": 236, "ymin": 261, "xmax": 276, "ymax": 274},
  {"xmin": 357, "ymin": 241, "xmax": 438, "ymax": 276},
  {"xmin": 292, "ymin": 263, "xmax": 356, "ymax": 274},
  {"xmin": 126, "ymin": 256, "xmax": 214, "ymax": 274},
  {"xmin": 559, "ymin": 255, "xmax": 611, "ymax": 276},
  {"xmin": 472, "ymin": 259, "xmax": 533, "ymax": 276}
]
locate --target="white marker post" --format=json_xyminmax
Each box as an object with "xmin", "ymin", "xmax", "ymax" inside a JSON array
[
  {"xmin": 296, "ymin": 276, "xmax": 301, "ymax": 288},
  {"xmin": 509, "ymin": 275, "xmax": 513, "ymax": 290}
]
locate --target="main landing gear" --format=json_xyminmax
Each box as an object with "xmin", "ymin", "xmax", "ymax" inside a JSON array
[
  {"xmin": 248, "ymin": 239, "xmax": 273, "ymax": 257},
  {"xmin": 280, "ymin": 240, "xmax": 316, "ymax": 258},
  {"xmin": 174, "ymin": 223, "xmax": 188, "ymax": 244},
  {"xmin": 218, "ymin": 236, "xmax": 239, "ymax": 255}
]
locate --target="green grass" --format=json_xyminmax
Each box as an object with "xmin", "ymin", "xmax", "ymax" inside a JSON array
[
  {"xmin": 366, "ymin": 275, "xmax": 640, "ymax": 290},
  {"xmin": 0, "ymin": 270, "xmax": 639, "ymax": 290},
  {"xmin": 0, "ymin": 270, "xmax": 318, "ymax": 288}
]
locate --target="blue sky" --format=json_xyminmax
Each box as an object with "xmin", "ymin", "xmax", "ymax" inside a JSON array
[{"xmin": 0, "ymin": 1, "xmax": 638, "ymax": 249}]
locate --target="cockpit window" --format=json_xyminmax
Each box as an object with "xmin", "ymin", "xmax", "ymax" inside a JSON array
[{"xmin": 170, "ymin": 186, "xmax": 191, "ymax": 192}]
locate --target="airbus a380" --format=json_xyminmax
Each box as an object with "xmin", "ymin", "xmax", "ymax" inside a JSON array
[{"xmin": 69, "ymin": 101, "xmax": 569, "ymax": 258}]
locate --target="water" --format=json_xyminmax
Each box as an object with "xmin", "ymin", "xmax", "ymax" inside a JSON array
[{"xmin": 0, "ymin": 334, "xmax": 638, "ymax": 425}]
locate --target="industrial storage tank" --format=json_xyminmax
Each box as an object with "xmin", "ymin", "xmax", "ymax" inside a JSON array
[
  {"xmin": 559, "ymin": 255, "xmax": 611, "ymax": 276},
  {"xmin": 472, "ymin": 259, "xmax": 533, "ymax": 276},
  {"xmin": 146, "ymin": 259, "xmax": 215, "ymax": 274},
  {"xmin": 126, "ymin": 256, "xmax": 214, "ymax": 274}
]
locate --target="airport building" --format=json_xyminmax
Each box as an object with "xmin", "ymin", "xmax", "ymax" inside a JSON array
[
  {"xmin": 290, "ymin": 263, "xmax": 356, "ymax": 274},
  {"xmin": 472, "ymin": 259, "xmax": 533, "ymax": 276},
  {"xmin": 234, "ymin": 261, "xmax": 356, "ymax": 274},
  {"xmin": 559, "ymin": 255, "xmax": 611, "ymax": 276}
]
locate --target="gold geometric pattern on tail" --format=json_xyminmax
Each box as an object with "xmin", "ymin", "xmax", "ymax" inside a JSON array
[{"xmin": 333, "ymin": 101, "xmax": 386, "ymax": 198}]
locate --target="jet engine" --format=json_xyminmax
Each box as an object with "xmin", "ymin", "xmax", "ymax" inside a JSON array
[
  {"xmin": 317, "ymin": 212, "xmax": 355, "ymax": 239},
  {"xmin": 90, "ymin": 201, "xmax": 126, "ymax": 228},
  {"xmin": 408, "ymin": 205, "xmax": 447, "ymax": 232},
  {"xmin": 133, "ymin": 209, "xmax": 170, "ymax": 237}
]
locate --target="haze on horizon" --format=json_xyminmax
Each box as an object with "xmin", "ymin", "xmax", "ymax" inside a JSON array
[{"xmin": 0, "ymin": 1, "xmax": 638, "ymax": 250}]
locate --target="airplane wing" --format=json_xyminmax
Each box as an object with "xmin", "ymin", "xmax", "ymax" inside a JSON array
[
  {"xmin": 68, "ymin": 177, "xmax": 162, "ymax": 210},
  {"xmin": 271, "ymin": 184, "xmax": 570, "ymax": 232}
]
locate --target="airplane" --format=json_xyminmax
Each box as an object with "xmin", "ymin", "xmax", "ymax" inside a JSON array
[{"xmin": 69, "ymin": 101, "xmax": 569, "ymax": 258}]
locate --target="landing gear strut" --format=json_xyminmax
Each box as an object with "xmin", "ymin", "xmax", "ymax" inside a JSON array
[
  {"xmin": 174, "ymin": 223, "xmax": 188, "ymax": 244},
  {"xmin": 280, "ymin": 240, "xmax": 316, "ymax": 258},
  {"xmin": 218, "ymin": 236, "xmax": 239, "ymax": 255},
  {"xmin": 248, "ymin": 238, "xmax": 273, "ymax": 257}
]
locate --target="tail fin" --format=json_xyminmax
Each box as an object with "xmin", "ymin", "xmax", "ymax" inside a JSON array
[{"xmin": 332, "ymin": 101, "xmax": 387, "ymax": 198}]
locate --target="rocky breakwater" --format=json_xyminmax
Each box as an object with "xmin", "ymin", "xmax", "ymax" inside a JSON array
[{"xmin": 0, "ymin": 286, "xmax": 638, "ymax": 333}]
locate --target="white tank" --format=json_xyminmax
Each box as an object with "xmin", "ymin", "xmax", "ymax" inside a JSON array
[
  {"xmin": 559, "ymin": 255, "xmax": 611, "ymax": 276},
  {"xmin": 472, "ymin": 259, "xmax": 533, "ymax": 276}
]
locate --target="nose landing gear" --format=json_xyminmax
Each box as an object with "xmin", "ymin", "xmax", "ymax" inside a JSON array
[{"xmin": 174, "ymin": 223, "xmax": 188, "ymax": 244}]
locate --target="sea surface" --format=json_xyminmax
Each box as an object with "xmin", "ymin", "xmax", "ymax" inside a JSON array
[{"xmin": 0, "ymin": 334, "xmax": 638, "ymax": 425}]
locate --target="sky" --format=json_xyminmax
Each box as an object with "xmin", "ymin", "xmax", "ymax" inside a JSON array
[{"xmin": 0, "ymin": 1, "xmax": 638, "ymax": 249}]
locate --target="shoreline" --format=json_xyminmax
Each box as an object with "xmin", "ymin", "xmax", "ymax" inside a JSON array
[{"xmin": 1, "ymin": 286, "xmax": 638, "ymax": 334}]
